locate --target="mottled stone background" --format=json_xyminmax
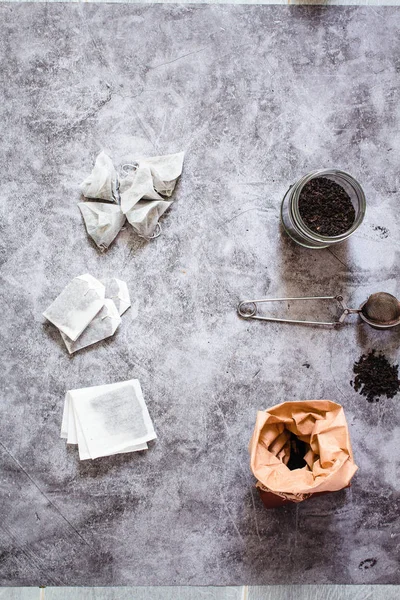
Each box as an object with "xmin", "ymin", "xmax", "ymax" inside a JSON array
[{"xmin": 0, "ymin": 3, "xmax": 399, "ymax": 586}]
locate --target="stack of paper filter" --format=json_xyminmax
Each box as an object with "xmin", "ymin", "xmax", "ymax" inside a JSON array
[
  {"xmin": 78, "ymin": 150, "xmax": 184, "ymax": 250},
  {"xmin": 43, "ymin": 274, "xmax": 134, "ymax": 354},
  {"xmin": 61, "ymin": 379, "xmax": 156, "ymax": 460}
]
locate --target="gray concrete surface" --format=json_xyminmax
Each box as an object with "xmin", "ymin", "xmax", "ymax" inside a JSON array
[
  {"xmin": 3, "ymin": 587, "xmax": 400, "ymax": 599},
  {"xmin": 0, "ymin": 3, "xmax": 399, "ymax": 587},
  {"xmin": 3, "ymin": 0, "xmax": 400, "ymax": 5},
  {"xmin": 42, "ymin": 586, "xmax": 400, "ymax": 599}
]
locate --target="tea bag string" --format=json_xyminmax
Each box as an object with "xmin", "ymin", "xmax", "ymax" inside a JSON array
[
  {"xmin": 113, "ymin": 175, "xmax": 121, "ymax": 206},
  {"xmin": 112, "ymin": 162, "xmax": 140, "ymax": 205},
  {"xmin": 84, "ymin": 284, "xmax": 102, "ymax": 297},
  {"xmin": 121, "ymin": 162, "xmax": 140, "ymax": 177},
  {"xmin": 137, "ymin": 222, "xmax": 162, "ymax": 241},
  {"xmin": 101, "ymin": 310, "xmax": 113, "ymax": 321}
]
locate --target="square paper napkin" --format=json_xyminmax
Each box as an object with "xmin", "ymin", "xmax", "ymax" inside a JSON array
[{"xmin": 61, "ymin": 379, "xmax": 156, "ymax": 460}]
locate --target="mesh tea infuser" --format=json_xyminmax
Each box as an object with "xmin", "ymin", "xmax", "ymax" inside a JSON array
[{"xmin": 237, "ymin": 292, "xmax": 400, "ymax": 329}]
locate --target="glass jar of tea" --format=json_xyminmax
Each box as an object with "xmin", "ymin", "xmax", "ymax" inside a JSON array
[{"xmin": 281, "ymin": 169, "xmax": 366, "ymax": 248}]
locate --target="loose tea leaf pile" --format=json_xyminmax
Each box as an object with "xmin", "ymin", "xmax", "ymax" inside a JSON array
[
  {"xmin": 299, "ymin": 177, "xmax": 356, "ymax": 236},
  {"xmin": 287, "ymin": 432, "xmax": 308, "ymax": 470},
  {"xmin": 351, "ymin": 350, "xmax": 400, "ymax": 402}
]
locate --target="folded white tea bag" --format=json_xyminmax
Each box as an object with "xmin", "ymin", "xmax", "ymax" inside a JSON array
[
  {"xmin": 120, "ymin": 165, "xmax": 164, "ymax": 214},
  {"xmin": 43, "ymin": 274, "xmax": 105, "ymax": 341},
  {"xmin": 61, "ymin": 379, "xmax": 156, "ymax": 460},
  {"xmin": 126, "ymin": 200, "xmax": 172, "ymax": 239},
  {"xmin": 80, "ymin": 151, "xmax": 118, "ymax": 202},
  {"xmin": 61, "ymin": 392, "xmax": 148, "ymax": 460},
  {"xmin": 78, "ymin": 202, "xmax": 126, "ymax": 250},
  {"xmin": 101, "ymin": 277, "xmax": 131, "ymax": 316},
  {"xmin": 60, "ymin": 299, "xmax": 121, "ymax": 354},
  {"xmin": 140, "ymin": 151, "xmax": 184, "ymax": 197}
]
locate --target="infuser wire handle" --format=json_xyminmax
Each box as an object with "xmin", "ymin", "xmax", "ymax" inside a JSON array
[{"xmin": 237, "ymin": 295, "xmax": 355, "ymax": 327}]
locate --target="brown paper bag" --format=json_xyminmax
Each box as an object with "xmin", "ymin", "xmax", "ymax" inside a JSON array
[{"xmin": 249, "ymin": 400, "xmax": 358, "ymax": 506}]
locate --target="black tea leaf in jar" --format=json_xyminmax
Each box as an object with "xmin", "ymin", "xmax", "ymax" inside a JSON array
[
  {"xmin": 281, "ymin": 169, "xmax": 366, "ymax": 248},
  {"xmin": 299, "ymin": 177, "xmax": 356, "ymax": 236}
]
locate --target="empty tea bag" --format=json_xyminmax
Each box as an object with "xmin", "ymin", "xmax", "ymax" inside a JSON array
[
  {"xmin": 78, "ymin": 202, "xmax": 126, "ymax": 250},
  {"xmin": 126, "ymin": 199, "xmax": 172, "ymax": 239},
  {"xmin": 80, "ymin": 151, "xmax": 118, "ymax": 202},
  {"xmin": 60, "ymin": 299, "xmax": 121, "ymax": 354},
  {"xmin": 61, "ymin": 391, "xmax": 148, "ymax": 460},
  {"xmin": 140, "ymin": 151, "xmax": 184, "ymax": 197},
  {"xmin": 61, "ymin": 379, "xmax": 156, "ymax": 460},
  {"xmin": 120, "ymin": 165, "xmax": 163, "ymax": 214},
  {"xmin": 101, "ymin": 277, "xmax": 131, "ymax": 316},
  {"xmin": 43, "ymin": 274, "xmax": 105, "ymax": 341}
]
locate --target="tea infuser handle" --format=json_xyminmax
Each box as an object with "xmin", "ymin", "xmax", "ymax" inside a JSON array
[
  {"xmin": 336, "ymin": 296, "xmax": 361, "ymax": 324},
  {"xmin": 237, "ymin": 295, "xmax": 349, "ymax": 327}
]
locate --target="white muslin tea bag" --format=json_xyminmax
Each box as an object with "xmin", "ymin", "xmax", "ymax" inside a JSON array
[
  {"xmin": 80, "ymin": 151, "xmax": 118, "ymax": 202},
  {"xmin": 140, "ymin": 151, "xmax": 184, "ymax": 197},
  {"xmin": 101, "ymin": 277, "xmax": 131, "ymax": 316},
  {"xmin": 60, "ymin": 299, "xmax": 121, "ymax": 354},
  {"xmin": 126, "ymin": 200, "xmax": 172, "ymax": 239},
  {"xmin": 78, "ymin": 150, "xmax": 184, "ymax": 246},
  {"xmin": 78, "ymin": 202, "xmax": 126, "ymax": 250},
  {"xmin": 120, "ymin": 165, "xmax": 163, "ymax": 214},
  {"xmin": 43, "ymin": 274, "xmax": 105, "ymax": 341},
  {"xmin": 61, "ymin": 379, "xmax": 156, "ymax": 460}
]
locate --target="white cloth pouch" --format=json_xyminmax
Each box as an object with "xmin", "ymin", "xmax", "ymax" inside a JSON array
[{"xmin": 43, "ymin": 274, "xmax": 105, "ymax": 341}]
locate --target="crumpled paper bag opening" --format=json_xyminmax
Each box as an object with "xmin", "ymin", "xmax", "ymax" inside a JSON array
[{"xmin": 249, "ymin": 400, "xmax": 358, "ymax": 504}]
